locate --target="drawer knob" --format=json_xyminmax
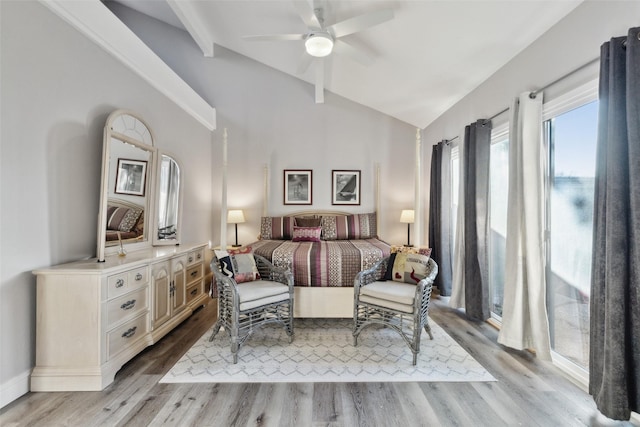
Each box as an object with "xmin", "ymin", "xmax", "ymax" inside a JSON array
[
  {"xmin": 120, "ymin": 300, "xmax": 136, "ymax": 310},
  {"xmin": 122, "ymin": 326, "xmax": 137, "ymax": 338},
  {"xmin": 197, "ymin": 253, "xmax": 202, "ymax": 260},
  {"xmin": 188, "ymin": 256, "xmax": 194, "ymax": 263},
  {"xmin": 190, "ymin": 288, "xmax": 198, "ymax": 296},
  {"xmin": 191, "ymin": 270, "xmax": 198, "ymax": 278},
  {"xmin": 116, "ymin": 278, "xmax": 125, "ymax": 288},
  {"xmin": 135, "ymin": 273, "xmax": 143, "ymax": 281}
]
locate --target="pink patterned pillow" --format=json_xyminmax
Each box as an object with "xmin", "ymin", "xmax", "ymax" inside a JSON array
[{"xmin": 292, "ymin": 226, "xmax": 322, "ymax": 242}]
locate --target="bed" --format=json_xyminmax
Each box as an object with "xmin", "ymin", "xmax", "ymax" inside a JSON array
[
  {"xmin": 244, "ymin": 212, "xmax": 392, "ymax": 318},
  {"xmin": 104, "ymin": 198, "xmax": 145, "ymax": 243}
]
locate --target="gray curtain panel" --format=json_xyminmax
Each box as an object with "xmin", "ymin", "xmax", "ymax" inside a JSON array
[
  {"xmin": 429, "ymin": 141, "xmax": 452, "ymax": 296},
  {"xmin": 463, "ymin": 119, "xmax": 491, "ymax": 320},
  {"xmin": 590, "ymin": 26, "xmax": 640, "ymax": 421}
]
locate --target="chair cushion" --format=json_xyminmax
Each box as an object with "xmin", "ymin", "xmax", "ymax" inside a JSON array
[
  {"xmin": 237, "ymin": 280, "xmax": 290, "ymax": 311},
  {"xmin": 360, "ymin": 280, "xmax": 417, "ymax": 306},
  {"xmin": 383, "ymin": 252, "xmax": 431, "ymax": 284},
  {"xmin": 215, "ymin": 247, "xmax": 261, "ymax": 283},
  {"xmin": 359, "ymin": 295, "xmax": 414, "ymax": 314}
]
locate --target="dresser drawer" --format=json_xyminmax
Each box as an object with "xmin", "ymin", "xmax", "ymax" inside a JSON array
[
  {"xmin": 186, "ymin": 264, "xmax": 203, "ymax": 286},
  {"xmin": 186, "ymin": 282, "xmax": 203, "ymax": 305},
  {"xmin": 107, "ymin": 266, "xmax": 149, "ymax": 299},
  {"xmin": 187, "ymin": 248, "xmax": 204, "ymax": 267},
  {"xmin": 106, "ymin": 287, "xmax": 149, "ymax": 329},
  {"xmin": 107, "ymin": 313, "xmax": 149, "ymax": 359}
]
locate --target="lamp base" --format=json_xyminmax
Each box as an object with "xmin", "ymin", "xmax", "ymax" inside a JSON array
[{"xmin": 231, "ymin": 244, "xmax": 241, "ymax": 247}]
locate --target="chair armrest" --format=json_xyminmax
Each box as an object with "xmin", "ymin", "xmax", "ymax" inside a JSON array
[
  {"xmin": 413, "ymin": 258, "xmax": 439, "ymax": 310},
  {"xmin": 211, "ymin": 265, "xmax": 240, "ymax": 296},
  {"xmin": 354, "ymin": 256, "xmax": 390, "ymax": 294},
  {"xmin": 254, "ymin": 254, "xmax": 294, "ymax": 291}
]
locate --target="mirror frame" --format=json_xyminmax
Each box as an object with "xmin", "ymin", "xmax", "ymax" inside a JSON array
[
  {"xmin": 97, "ymin": 110, "xmax": 157, "ymax": 262},
  {"xmin": 153, "ymin": 152, "xmax": 183, "ymax": 246}
]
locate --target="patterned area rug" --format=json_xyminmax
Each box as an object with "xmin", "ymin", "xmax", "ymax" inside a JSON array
[{"xmin": 160, "ymin": 318, "xmax": 496, "ymax": 383}]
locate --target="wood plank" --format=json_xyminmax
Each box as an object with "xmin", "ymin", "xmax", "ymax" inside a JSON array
[
  {"xmin": 391, "ymin": 382, "xmax": 442, "ymax": 427},
  {"xmin": 0, "ymin": 297, "xmax": 602, "ymax": 426}
]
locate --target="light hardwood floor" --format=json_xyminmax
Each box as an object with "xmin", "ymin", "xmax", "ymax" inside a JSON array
[{"xmin": 0, "ymin": 295, "xmax": 610, "ymax": 426}]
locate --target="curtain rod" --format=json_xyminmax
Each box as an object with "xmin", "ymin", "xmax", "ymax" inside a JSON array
[
  {"xmin": 439, "ymin": 55, "xmax": 602, "ymax": 144},
  {"xmin": 529, "ymin": 56, "xmax": 599, "ymax": 99},
  {"xmin": 442, "ymin": 135, "xmax": 458, "ymax": 145},
  {"xmin": 477, "ymin": 55, "xmax": 600, "ymax": 126}
]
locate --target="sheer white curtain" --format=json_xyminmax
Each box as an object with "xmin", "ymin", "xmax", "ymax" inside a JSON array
[
  {"xmin": 497, "ymin": 92, "xmax": 551, "ymax": 360},
  {"xmin": 450, "ymin": 131, "xmax": 466, "ymax": 308}
]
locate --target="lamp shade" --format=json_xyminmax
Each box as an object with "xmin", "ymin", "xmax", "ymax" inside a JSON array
[
  {"xmin": 305, "ymin": 32, "xmax": 333, "ymax": 57},
  {"xmin": 227, "ymin": 209, "xmax": 245, "ymax": 224},
  {"xmin": 400, "ymin": 209, "xmax": 415, "ymax": 224}
]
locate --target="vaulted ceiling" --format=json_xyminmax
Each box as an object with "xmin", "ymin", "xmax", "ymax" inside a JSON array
[{"xmin": 113, "ymin": 0, "xmax": 582, "ymax": 128}]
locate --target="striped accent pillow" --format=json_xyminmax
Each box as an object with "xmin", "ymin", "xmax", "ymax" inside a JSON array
[
  {"xmin": 347, "ymin": 213, "xmax": 377, "ymax": 239},
  {"xmin": 260, "ymin": 216, "xmax": 295, "ymax": 240},
  {"xmin": 321, "ymin": 213, "xmax": 377, "ymax": 240},
  {"xmin": 107, "ymin": 206, "xmax": 143, "ymax": 232},
  {"xmin": 321, "ymin": 215, "xmax": 349, "ymax": 240}
]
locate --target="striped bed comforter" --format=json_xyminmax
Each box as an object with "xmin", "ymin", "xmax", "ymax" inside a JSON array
[{"xmin": 249, "ymin": 238, "xmax": 391, "ymax": 287}]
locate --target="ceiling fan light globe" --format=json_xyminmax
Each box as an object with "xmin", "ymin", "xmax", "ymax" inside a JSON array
[{"xmin": 305, "ymin": 33, "xmax": 333, "ymax": 57}]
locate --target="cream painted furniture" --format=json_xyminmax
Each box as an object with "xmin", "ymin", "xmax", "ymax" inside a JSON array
[
  {"xmin": 30, "ymin": 109, "xmax": 209, "ymax": 392},
  {"xmin": 31, "ymin": 243, "xmax": 208, "ymax": 392}
]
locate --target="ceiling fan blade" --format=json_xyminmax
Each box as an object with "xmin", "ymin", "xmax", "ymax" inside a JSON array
[
  {"xmin": 296, "ymin": 52, "xmax": 314, "ymax": 74},
  {"xmin": 292, "ymin": 0, "xmax": 321, "ymax": 29},
  {"xmin": 328, "ymin": 9, "xmax": 394, "ymax": 38},
  {"xmin": 332, "ymin": 39, "xmax": 374, "ymax": 66},
  {"xmin": 243, "ymin": 34, "xmax": 305, "ymax": 41},
  {"xmin": 315, "ymin": 58, "xmax": 324, "ymax": 104}
]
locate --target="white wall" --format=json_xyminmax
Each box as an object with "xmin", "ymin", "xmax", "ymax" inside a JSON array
[
  {"xmin": 0, "ymin": 1, "xmax": 212, "ymax": 407},
  {"xmin": 106, "ymin": 2, "xmax": 419, "ymax": 248}
]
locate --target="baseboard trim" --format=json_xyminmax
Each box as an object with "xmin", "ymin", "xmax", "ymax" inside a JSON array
[{"xmin": 1, "ymin": 369, "xmax": 30, "ymax": 409}]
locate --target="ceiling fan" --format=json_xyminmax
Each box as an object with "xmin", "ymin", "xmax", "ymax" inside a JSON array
[{"xmin": 243, "ymin": 1, "xmax": 394, "ymax": 103}]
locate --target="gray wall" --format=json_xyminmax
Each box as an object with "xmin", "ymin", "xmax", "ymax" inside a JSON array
[
  {"xmin": 106, "ymin": 2, "xmax": 419, "ymax": 248},
  {"xmin": 0, "ymin": 1, "xmax": 212, "ymax": 406},
  {"xmin": 421, "ymin": 1, "xmax": 640, "ymax": 148},
  {"xmin": 1, "ymin": 0, "xmax": 417, "ymax": 407}
]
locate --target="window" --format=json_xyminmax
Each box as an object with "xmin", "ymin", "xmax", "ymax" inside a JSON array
[
  {"xmin": 489, "ymin": 126, "xmax": 509, "ymax": 319},
  {"xmin": 543, "ymin": 81, "xmax": 598, "ymax": 378}
]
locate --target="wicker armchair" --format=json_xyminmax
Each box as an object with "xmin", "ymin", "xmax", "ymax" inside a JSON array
[
  {"xmin": 353, "ymin": 256, "xmax": 438, "ymax": 365},
  {"xmin": 209, "ymin": 254, "xmax": 294, "ymax": 363}
]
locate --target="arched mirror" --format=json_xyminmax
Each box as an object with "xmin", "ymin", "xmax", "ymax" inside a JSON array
[
  {"xmin": 154, "ymin": 153, "xmax": 182, "ymax": 245},
  {"xmin": 97, "ymin": 110, "xmax": 157, "ymax": 262}
]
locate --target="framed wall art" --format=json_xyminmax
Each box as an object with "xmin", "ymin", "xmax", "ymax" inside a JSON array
[
  {"xmin": 332, "ymin": 170, "xmax": 360, "ymax": 205},
  {"xmin": 115, "ymin": 158, "xmax": 147, "ymax": 196},
  {"xmin": 283, "ymin": 169, "xmax": 312, "ymax": 205}
]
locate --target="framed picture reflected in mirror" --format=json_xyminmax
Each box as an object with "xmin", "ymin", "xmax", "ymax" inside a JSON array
[{"xmin": 115, "ymin": 158, "xmax": 147, "ymax": 197}]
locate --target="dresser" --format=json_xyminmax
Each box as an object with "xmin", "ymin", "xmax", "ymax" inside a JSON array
[{"xmin": 31, "ymin": 243, "xmax": 210, "ymax": 392}]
